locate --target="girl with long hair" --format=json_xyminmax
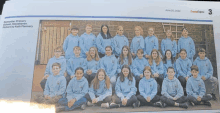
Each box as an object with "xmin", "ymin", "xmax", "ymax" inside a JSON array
[{"xmin": 162, "ymin": 50, "xmax": 176, "ymax": 78}]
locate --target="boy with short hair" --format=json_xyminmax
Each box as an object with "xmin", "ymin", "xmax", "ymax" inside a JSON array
[
  {"xmin": 40, "ymin": 46, "xmax": 66, "ymax": 90},
  {"xmin": 33, "ymin": 63, "xmax": 66, "ymax": 105},
  {"xmin": 186, "ymin": 65, "xmax": 212, "ymax": 106},
  {"xmin": 79, "ymin": 24, "xmax": 96, "ymax": 58},
  {"xmin": 193, "ymin": 48, "xmax": 218, "ymax": 100}
]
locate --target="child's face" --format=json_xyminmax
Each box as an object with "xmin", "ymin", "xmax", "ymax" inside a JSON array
[
  {"xmin": 54, "ymin": 49, "xmax": 62, "ymax": 58},
  {"xmin": 135, "ymin": 28, "xmax": 141, "ymax": 36},
  {"xmin": 166, "ymin": 30, "xmax": 172, "ymax": 37},
  {"xmin": 74, "ymin": 48, "xmax": 81, "ymax": 56},
  {"xmin": 122, "ymin": 68, "xmax": 129, "ymax": 77},
  {"xmin": 191, "ymin": 70, "xmax": 199, "ymax": 78},
  {"xmin": 123, "ymin": 47, "xmax": 128, "ymax": 56},
  {"xmin": 98, "ymin": 71, "xmax": 105, "ymax": 81},
  {"xmin": 144, "ymin": 70, "xmax": 151, "ymax": 78},
  {"xmin": 180, "ymin": 51, "xmax": 187, "ymax": 59},
  {"xmin": 137, "ymin": 51, "xmax": 143, "ymax": 59},
  {"xmin": 182, "ymin": 29, "xmax": 188, "ymax": 37},
  {"xmin": 89, "ymin": 48, "xmax": 95, "ymax": 56},
  {"xmin": 102, "ymin": 26, "xmax": 108, "ymax": 34},
  {"xmin": 86, "ymin": 26, "xmax": 92, "ymax": 33},
  {"xmin": 152, "ymin": 51, "xmax": 158, "ymax": 59},
  {"xmin": 198, "ymin": 52, "xmax": 205, "ymax": 60},
  {"xmin": 148, "ymin": 28, "xmax": 154, "ymax": 36},
  {"xmin": 117, "ymin": 27, "xmax": 124, "ymax": 36},
  {"xmin": 71, "ymin": 29, "xmax": 78, "ymax": 36},
  {"xmin": 75, "ymin": 70, "xmax": 84, "ymax": 80},
  {"xmin": 167, "ymin": 69, "xmax": 175, "ymax": 80},
  {"xmin": 105, "ymin": 47, "xmax": 112, "ymax": 56},
  {"xmin": 52, "ymin": 66, "xmax": 61, "ymax": 75},
  {"xmin": 166, "ymin": 51, "xmax": 172, "ymax": 60}
]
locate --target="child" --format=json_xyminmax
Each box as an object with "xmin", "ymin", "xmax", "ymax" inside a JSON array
[
  {"xmin": 161, "ymin": 29, "xmax": 177, "ymax": 57},
  {"xmin": 117, "ymin": 46, "xmax": 133, "ymax": 75},
  {"xmin": 40, "ymin": 46, "xmax": 66, "ymax": 90},
  {"xmin": 110, "ymin": 65, "xmax": 140, "ymax": 108},
  {"xmin": 67, "ymin": 46, "xmax": 85, "ymax": 81},
  {"xmin": 100, "ymin": 46, "xmax": 117, "ymax": 90},
  {"xmin": 163, "ymin": 50, "xmax": 176, "ymax": 78},
  {"xmin": 33, "ymin": 63, "xmax": 66, "ymax": 105},
  {"xmin": 137, "ymin": 66, "xmax": 163, "ymax": 108},
  {"xmin": 83, "ymin": 47, "xmax": 100, "ymax": 85},
  {"xmin": 178, "ymin": 28, "xmax": 195, "ymax": 62},
  {"xmin": 113, "ymin": 26, "xmax": 129, "ymax": 58},
  {"xmin": 193, "ymin": 48, "xmax": 218, "ymax": 100},
  {"xmin": 96, "ymin": 25, "xmax": 113, "ymax": 58},
  {"xmin": 176, "ymin": 49, "xmax": 192, "ymax": 91},
  {"xmin": 160, "ymin": 67, "xmax": 188, "ymax": 109},
  {"xmin": 63, "ymin": 26, "xmax": 79, "ymax": 60},
  {"xmin": 186, "ymin": 65, "xmax": 212, "ymax": 106},
  {"xmin": 144, "ymin": 27, "xmax": 159, "ymax": 59},
  {"xmin": 56, "ymin": 67, "xmax": 88, "ymax": 112},
  {"xmin": 148, "ymin": 49, "xmax": 164, "ymax": 94},
  {"xmin": 85, "ymin": 69, "xmax": 112, "ymax": 108},
  {"xmin": 130, "ymin": 26, "xmax": 144, "ymax": 58},
  {"xmin": 79, "ymin": 24, "xmax": 96, "ymax": 58}
]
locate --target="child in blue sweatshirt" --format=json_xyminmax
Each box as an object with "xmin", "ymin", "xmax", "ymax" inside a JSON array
[
  {"xmin": 177, "ymin": 28, "xmax": 195, "ymax": 62},
  {"xmin": 137, "ymin": 66, "xmax": 163, "ymax": 108},
  {"xmin": 56, "ymin": 67, "xmax": 88, "ymax": 112},
  {"xmin": 33, "ymin": 63, "xmax": 66, "ymax": 105},
  {"xmin": 85, "ymin": 69, "xmax": 112, "ymax": 108},
  {"xmin": 67, "ymin": 46, "xmax": 85, "ymax": 81},
  {"xmin": 176, "ymin": 49, "xmax": 192, "ymax": 92},
  {"xmin": 110, "ymin": 65, "xmax": 140, "ymax": 108},
  {"xmin": 79, "ymin": 24, "xmax": 96, "ymax": 58},
  {"xmin": 186, "ymin": 65, "xmax": 212, "ymax": 106},
  {"xmin": 100, "ymin": 46, "xmax": 117, "ymax": 90},
  {"xmin": 160, "ymin": 67, "xmax": 188, "ymax": 109},
  {"xmin": 144, "ymin": 27, "xmax": 159, "ymax": 59},
  {"xmin": 96, "ymin": 25, "xmax": 114, "ymax": 58},
  {"xmin": 163, "ymin": 50, "xmax": 176, "ymax": 78},
  {"xmin": 193, "ymin": 48, "xmax": 218, "ymax": 100},
  {"xmin": 63, "ymin": 26, "xmax": 79, "ymax": 60},
  {"xmin": 130, "ymin": 26, "xmax": 144, "ymax": 58},
  {"xmin": 83, "ymin": 47, "xmax": 100, "ymax": 85},
  {"xmin": 40, "ymin": 46, "xmax": 67, "ymax": 90},
  {"xmin": 112, "ymin": 26, "xmax": 129, "ymax": 58},
  {"xmin": 161, "ymin": 29, "xmax": 177, "ymax": 57}
]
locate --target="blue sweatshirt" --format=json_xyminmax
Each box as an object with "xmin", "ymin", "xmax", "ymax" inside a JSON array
[
  {"xmin": 186, "ymin": 76, "xmax": 206, "ymax": 98},
  {"xmin": 88, "ymin": 80, "xmax": 112, "ymax": 102},
  {"xmin": 96, "ymin": 33, "xmax": 113, "ymax": 54},
  {"xmin": 161, "ymin": 38, "xmax": 177, "ymax": 57},
  {"xmin": 163, "ymin": 59, "xmax": 177, "ymax": 78},
  {"xmin": 83, "ymin": 59, "xmax": 100, "ymax": 74},
  {"xmin": 176, "ymin": 57, "xmax": 192, "ymax": 78},
  {"xmin": 144, "ymin": 35, "xmax": 158, "ymax": 55},
  {"xmin": 66, "ymin": 76, "xmax": 88, "ymax": 102},
  {"xmin": 115, "ymin": 77, "xmax": 137, "ymax": 101},
  {"xmin": 130, "ymin": 36, "xmax": 144, "ymax": 54},
  {"xmin": 161, "ymin": 77, "xmax": 183, "ymax": 99},
  {"xmin": 193, "ymin": 57, "xmax": 213, "ymax": 80},
  {"xmin": 117, "ymin": 57, "xmax": 133, "ymax": 74},
  {"xmin": 112, "ymin": 34, "xmax": 129, "ymax": 57},
  {"xmin": 139, "ymin": 77, "xmax": 157, "ymax": 100},
  {"xmin": 79, "ymin": 32, "xmax": 96, "ymax": 58},
  {"xmin": 150, "ymin": 60, "xmax": 164, "ymax": 75},
  {"xmin": 44, "ymin": 74, "xmax": 66, "ymax": 98},
  {"xmin": 44, "ymin": 56, "xmax": 66, "ymax": 76},
  {"xmin": 67, "ymin": 56, "xmax": 85, "ymax": 76},
  {"xmin": 100, "ymin": 55, "xmax": 117, "ymax": 78},
  {"xmin": 133, "ymin": 57, "xmax": 149, "ymax": 76},
  {"xmin": 63, "ymin": 34, "xmax": 79, "ymax": 59},
  {"xmin": 177, "ymin": 36, "xmax": 195, "ymax": 60}
]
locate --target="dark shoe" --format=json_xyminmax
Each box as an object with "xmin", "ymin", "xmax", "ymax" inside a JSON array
[
  {"xmin": 153, "ymin": 101, "xmax": 163, "ymax": 108},
  {"xmin": 162, "ymin": 102, "xmax": 167, "ymax": 108},
  {"xmin": 80, "ymin": 103, "xmax": 86, "ymax": 110},
  {"xmin": 204, "ymin": 101, "xmax": 212, "ymax": 106},
  {"xmin": 55, "ymin": 106, "xmax": 65, "ymax": 113},
  {"xmin": 109, "ymin": 103, "xmax": 120, "ymax": 108},
  {"xmin": 132, "ymin": 101, "xmax": 140, "ymax": 108},
  {"xmin": 179, "ymin": 103, "xmax": 188, "ymax": 109},
  {"xmin": 211, "ymin": 93, "xmax": 217, "ymax": 101}
]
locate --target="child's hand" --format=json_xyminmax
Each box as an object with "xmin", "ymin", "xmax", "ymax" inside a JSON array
[
  {"xmin": 43, "ymin": 75, "xmax": 49, "ymax": 79},
  {"xmin": 140, "ymin": 74, "xmax": 143, "ymax": 78},
  {"xmin": 92, "ymin": 98, "xmax": 98, "ymax": 104},
  {"xmin": 197, "ymin": 96, "xmax": 201, "ymax": 101},
  {"xmin": 185, "ymin": 76, "xmax": 189, "ymax": 81},
  {"xmin": 201, "ymin": 76, "xmax": 206, "ymax": 81},
  {"xmin": 173, "ymin": 97, "xmax": 177, "ymax": 100},
  {"xmin": 154, "ymin": 73, "xmax": 159, "ymax": 78},
  {"xmin": 68, "ymin": 99, "xmax": 76, "ymax": 108},
  {"xmin": 146, "ymin": 97, "xmax": 151, "ymax": 102},
  {"xmin": 71, "ymin": 75, "xmax": 75, "ymax": 79},
  {"xmin": 86, "ymin": 70, "xmax": 91, "ymax": 75},
  {"xmin": 122, "ymin": 98, "xmax": 127, "ymax": 106}
]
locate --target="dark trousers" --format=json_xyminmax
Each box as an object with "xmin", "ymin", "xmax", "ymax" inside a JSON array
[
  {"xmin": 178, "ymin": 76, "xmax": 186, "ymax": 89},
  {"xmin": 137, "ymin": 95, "xmax": 160, "ymax": 106},
  {"xmin": 98, "ymin": 52, "xmax": 105, "ymax": 58},
  {"xmin": 112, "ymin": 94, "xmax": 138, "ymax": 107},
  {"xmin": 84, "ymin": 93, "xmax": 112, "ymax": 105},
  {"xmin": 58, "ymin": 97, "xmax": 87, "ymax": 111},
  {"xmin": 187, "ymin": 95, "xmax": 212, "ymax": 105},
  {"xmin": 40, "ymin": 76, "xmax": 70, "ymax": 90},
  {"xmin": 160, "ymin": 95, "xmax": 187, "ymax": 106},
  {"xmin": 154, "ymin": 74, "xmax": 163, "ymax": 95},
  {"xmin": 135, "ymin": 76, "xmax": 142, "ymax": 95},
  {"xmin": 84, "ymin": 73, "xmax": 96, "ymax": 86}
]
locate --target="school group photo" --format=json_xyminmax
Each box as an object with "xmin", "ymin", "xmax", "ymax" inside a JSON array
[{"xmin": 31, "ymin": 20, "xmax": 219, "ymax": 112}]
